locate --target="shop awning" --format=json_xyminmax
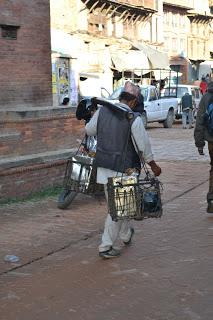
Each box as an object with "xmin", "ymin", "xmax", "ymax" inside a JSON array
[
  {"xmin": 133, "ymin": 42, "xmax": 169, "ymax": 69},
  {"xmin": 110, "ymin": 49, "xmax": 150, "ymax": 74}
]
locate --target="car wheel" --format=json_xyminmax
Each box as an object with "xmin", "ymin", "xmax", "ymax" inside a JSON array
[{"xmin": 163, "ymin": 109, "xmax": 174, "ymax": 128}]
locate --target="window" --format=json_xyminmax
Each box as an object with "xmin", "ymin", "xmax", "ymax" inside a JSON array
[
  {"xmin": 172, "ymin": 14, "xmax": 175, "ymax": 28},
  {"xmin": 164, "ymin": 12, "xmax": 169, "ymax": 25},
  {"xmin": 164, "ymin": 37, "xmax": 169, "ymax": 51},
  {"xmin": 190, "ymin": 40, "xmax": 193, "ymax": 57},
  {"xmin": 172, "ymin": 38, "xmax": 177, "ymax": 51},
  {"xmin": 1, "ymin": 25, "xmax": 19, "ymax": 40},
  {"xmin": 149, "ymin": 88, "xmax": 157, "ymax": 101},
  {"xmin": 180, "ymin": 38, "xmax": 185, "ymax": 51}
]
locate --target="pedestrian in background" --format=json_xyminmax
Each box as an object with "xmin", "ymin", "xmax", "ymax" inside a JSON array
[
  {"xmin": 181, "ymin": 92, "xmax": 193, "ymax": 129},
  {"xmin": 194, "ymin": 81, "xmax": 213, "ymax": 213},
  {"xmin": 85, "ymin": 81, "xmax": 161, "ymax": 259},
  {"xmin": 133, "ymin": 86, "xmax": 144, "ymax": 114}
]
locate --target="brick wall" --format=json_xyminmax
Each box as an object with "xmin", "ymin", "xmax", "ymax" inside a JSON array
[
  {"xmin": 0, "ymin": 113, "xmax": 84, "ymax": 158},
  {"xmin": 0, "ymin": 160, "xmax": 66, "ymax": 201},
  {"xmin": 0, "ymin": 108, "xmax": 86, "ymax": 201},
  {"xmin": 0, "ymin": 0, "xmax": 52, "ymax": 108}
]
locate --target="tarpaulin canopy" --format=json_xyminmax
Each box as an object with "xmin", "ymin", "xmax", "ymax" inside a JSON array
[
  {"xmin": 110, "ymin": 49, "xmax": 150, "ymax": 74},
  {"xmin": 133, "ymin": 42, "xmax": 169, "ymax": 69}
]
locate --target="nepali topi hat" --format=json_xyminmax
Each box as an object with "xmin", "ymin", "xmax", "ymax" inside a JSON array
[{"xmin": 123, "ymin": 81, "xmax": 140, "ymax": 98}]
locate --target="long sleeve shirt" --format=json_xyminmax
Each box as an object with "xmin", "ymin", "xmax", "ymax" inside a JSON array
[{"xmin": 85, "ymin": 103, "xmax": 154, "ymax": 184}]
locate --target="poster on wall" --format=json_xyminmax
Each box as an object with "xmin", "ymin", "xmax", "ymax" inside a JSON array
[
  {"xmin": 58, "ymin": 59, "xmax": 70, "ymax": 105},
  {"xmin": 52, "ymin": 63, "xmax": 57, "ymax": 94}
]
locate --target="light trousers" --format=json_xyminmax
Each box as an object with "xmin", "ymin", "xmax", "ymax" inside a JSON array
[{"xmin": 99, "ymin": 185, "xmax": 133, "ymax": 252}]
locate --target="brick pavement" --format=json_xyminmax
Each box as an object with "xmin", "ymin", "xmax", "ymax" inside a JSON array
[{"xmin": 0, "ymin": 123, "xmax": 213, "ymax": 319}]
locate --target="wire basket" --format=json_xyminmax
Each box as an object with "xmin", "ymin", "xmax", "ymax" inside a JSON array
[
  {"xmin": 107, "ymin": 175, "xmax": 163, "ymax": 221},
  {"xmin": 63, "ymin": 154, "xmax": 100, "ymax": 194},
  {"xmin": 138, "ymin": 178, "xmax": 163, "ymax": 219}
]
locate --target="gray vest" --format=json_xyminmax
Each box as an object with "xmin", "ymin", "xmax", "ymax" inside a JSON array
[{"xmin": 95, "ymin": 106, "xmax": 141, "ymax": 173}]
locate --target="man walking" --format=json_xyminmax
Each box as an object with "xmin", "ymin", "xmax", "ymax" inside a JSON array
[
  {"xmin": 181, "ymin": 92, "xmax": 193, "ymax": 129},
  {"xmin": 85, "ymin": 81, "xmax": 161, "ymax": 258},
  {"xmin": 194, "ymin": 81, "xmax": 213, "ymax": 213}
]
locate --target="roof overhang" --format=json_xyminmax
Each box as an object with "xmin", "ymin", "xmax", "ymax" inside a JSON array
[
  {"xmin": 81, "ymin": 0, "xmax": 156, "ymax": 21},
  {"xmin": 163, "ymin": 1, "xmax": 194, "ymax": 10},
  {"xmin": 187, "ymin": 11, "xmax": 213, "ymax": 22}
]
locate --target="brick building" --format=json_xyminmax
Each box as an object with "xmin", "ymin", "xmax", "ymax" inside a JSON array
[
  {"xmin": 50, "ymin": 0, "xmax": 169, "ymax": 107},
  {"xmin": 0, "ymin": 0, "xmax": 82, "ymax": 201},
  {"xmin": 0, "ymin": 0, "xmax": 52, "ymax": 108},
  {"xmin": 163, "ymin": 0, "xmax": 213, "ymax": 83}
]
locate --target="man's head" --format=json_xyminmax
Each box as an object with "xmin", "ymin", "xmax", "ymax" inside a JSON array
[{"xmin": 119, "ymin": 81, "xmax": 140, "ymax": 109}]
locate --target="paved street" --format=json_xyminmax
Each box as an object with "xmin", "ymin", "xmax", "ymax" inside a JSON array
[{"xmin": 0, "ymin": 122, "xmax": 213, "ymax": 320}]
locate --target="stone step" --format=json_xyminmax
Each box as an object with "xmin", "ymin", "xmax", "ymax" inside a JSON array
[
  {"xmin": 0, "ymin": 130, "xmax": 21, "ymax": 141},
  {"xmin": 0, "ymin": 148, "xmax": 76, "ymax": 171}
]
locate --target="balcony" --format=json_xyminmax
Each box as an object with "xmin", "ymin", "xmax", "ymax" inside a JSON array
[{"xmin": 163, "ymin": 0, "xmax": 194, "ymax": 9}]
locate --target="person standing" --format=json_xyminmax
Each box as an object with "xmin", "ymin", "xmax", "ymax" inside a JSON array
[
  {"xmin": 194, "ymin": 81, "xmax": 213, "ymax": 213},
  {"xmin": 85, "ymin": 81, "xmax": 161, "ymax": 259},
  {"xmin": 181, "ymin": 92, "xmax": 193, "ymax": 129}
]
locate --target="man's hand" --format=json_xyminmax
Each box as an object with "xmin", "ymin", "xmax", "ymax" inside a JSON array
[
  {"xmin": 148, "ymin": 160, "xmax": 162, "ymax": 176},
  {"xmin": 198, "ymin": 147, "xmax": 204, "ymax": 155}
]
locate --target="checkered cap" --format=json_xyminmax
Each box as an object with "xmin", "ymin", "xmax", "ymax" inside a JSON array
[{"xmin": 123, "ymin": 81, "xmax": 140, "ymax": 98}]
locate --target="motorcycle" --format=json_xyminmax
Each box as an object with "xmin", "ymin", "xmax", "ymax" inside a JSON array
[{"xmin": 57, "ymin": 98, "xmax": 100, "ymax": 209}]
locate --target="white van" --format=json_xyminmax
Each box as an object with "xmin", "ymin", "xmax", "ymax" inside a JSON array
[{"xmin": 161, "ymin": 84, "xmax": 202, "ymax": 119}]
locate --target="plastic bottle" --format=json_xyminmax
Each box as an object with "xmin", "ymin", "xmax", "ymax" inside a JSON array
[{"xmin": 4, "ymin": 255, "xmax": 20, "ymax": 263}]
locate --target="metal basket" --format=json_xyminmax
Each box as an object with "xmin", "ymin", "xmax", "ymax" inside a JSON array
[
  {"xmin": 63, "ymin": 154, "xmax": 100, "ymax": 194},
  {"xmin": 138, "ymin": 178, "xmax": 163, "ymax": 219},
  {"xmin": 107, "ymin": 175, "xmax": 163, "ymax": 221}
]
